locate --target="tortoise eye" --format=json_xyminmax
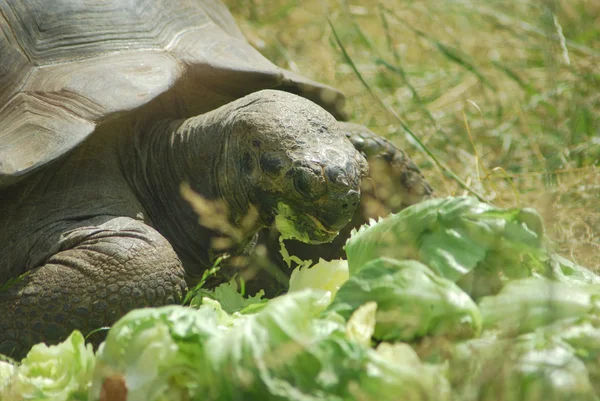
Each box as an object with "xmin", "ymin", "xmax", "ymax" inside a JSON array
[
  {"xmin": 293, "ymin": 166, "xmax": 326, "ymax": 200},
  {"xmin": 260, "ymin": 153, "xmax": 284, "ymax": 176}
]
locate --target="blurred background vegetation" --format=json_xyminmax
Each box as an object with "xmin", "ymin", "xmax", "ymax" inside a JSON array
[{"xmin": 224, "ymin": 0, "xmax": 599, "ymax": 271}]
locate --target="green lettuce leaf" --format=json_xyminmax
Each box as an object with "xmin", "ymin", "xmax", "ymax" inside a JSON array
[
  {"xmin": 531, "ymin": 318, "xmax": 600, "ymax": 395},
  {"xmin": 90, "ymin": 305, "xmax": 221, "ymax": 401},
  {"xmin": 479, "ymin": 277, "xmax": 599, "ymax": 334},
  {"xmin": 354, "ymin": 342, "xmax": 451, "ymax": 401},
  {"xmin": 189, "ymin": 278, "xmax": 267, "ymax": 314},
  {"xmin": 0, "ymin": 360, "xmax": 16, "ymax": 392},
  {"xmin": 330, "ymin": 258, "xmax": 482, "ymax": 342},
  {"xmin": 548, "ymin": 254, "xmax": 600, "ymax": 286},
  {"xmin": 344, "ymin": 301, "xmax": 377, "ymax": 347},
  {"xmin": 2, "ymin": 331, "xmax": 95, "ymax": 401},
  {"xmin": 448, "ymin": 331, "xmax": 597, "ymax": 401},
  {"xmin": 288, "ymin": 258, "xmax": 349, "ymax": 297}
]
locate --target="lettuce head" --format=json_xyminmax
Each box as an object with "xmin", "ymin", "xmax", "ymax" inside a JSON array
[{"xmin": 344, "ymin": 197, "xmax": 546, "ymax": 297}]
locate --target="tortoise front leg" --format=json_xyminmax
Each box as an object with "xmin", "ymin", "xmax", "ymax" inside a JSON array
[
  {"xmin": 0, "ymin": 217, "xmax": 187, "ymax": 359},
  {"xmin": 339, "ymin": 121, "xmax": 433, "ymax": 213}
]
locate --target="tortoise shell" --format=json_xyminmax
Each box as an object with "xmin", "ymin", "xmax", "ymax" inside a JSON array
[{"xmin": 0, "ymin": 0, "xmax": 344, "ymax": 187}]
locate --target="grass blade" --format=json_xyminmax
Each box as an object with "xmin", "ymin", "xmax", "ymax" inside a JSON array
[{"xmin": 328, "ymin": 18, "xmax": 486, "ymax": 201}]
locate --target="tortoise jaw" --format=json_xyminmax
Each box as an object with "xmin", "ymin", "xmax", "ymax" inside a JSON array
[{"xmin": 275, "ymin": 202, "xmax": 341, "ymax": 244}]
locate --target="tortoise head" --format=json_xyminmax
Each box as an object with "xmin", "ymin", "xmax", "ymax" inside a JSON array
[{"xmin": 222, "ymin": 90, "xmax": 368, "ymax": 244}]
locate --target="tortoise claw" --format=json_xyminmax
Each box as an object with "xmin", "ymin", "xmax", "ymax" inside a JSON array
[{"xmin": 339, "ymin": 121, "xmax": 433, "ymax": 216}]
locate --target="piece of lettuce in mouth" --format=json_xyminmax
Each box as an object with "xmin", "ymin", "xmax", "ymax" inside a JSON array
[{"xmin": 275, "ymin": 202, "xmax": 339, "ymax": 244}]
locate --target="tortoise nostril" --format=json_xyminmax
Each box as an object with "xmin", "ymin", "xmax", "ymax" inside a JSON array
[{"xmin": 346, "ymin": 189, "xmax": 360, "ymax": 207}]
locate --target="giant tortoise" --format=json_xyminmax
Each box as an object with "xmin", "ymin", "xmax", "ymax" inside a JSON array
[{"xmin": 0, "ymin": 0, "xmax": 431, "ymax": 357}]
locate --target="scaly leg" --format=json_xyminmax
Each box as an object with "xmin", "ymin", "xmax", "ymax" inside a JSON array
[
  {"xmin": 340, "ymin": 121, "xmax": 433, "ymax": 212},
  {"xmin": 0, "ymin": 216, "xmax": 187, "ymax": 359}
]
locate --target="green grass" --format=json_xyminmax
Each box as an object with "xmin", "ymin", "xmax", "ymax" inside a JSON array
[{"xmin": 225, "ymin": 0, "xmax": 599, "ymax": 271}]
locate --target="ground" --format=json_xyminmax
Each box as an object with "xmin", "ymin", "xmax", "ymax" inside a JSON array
[{"xmin": 225, "ymin": 0, "xmax": 600, "ymax": 271}]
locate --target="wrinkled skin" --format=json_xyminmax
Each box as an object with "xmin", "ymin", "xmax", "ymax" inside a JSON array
[{"xmin": 0, "ymin": 90, "xmax": 429, "ymax": 358}]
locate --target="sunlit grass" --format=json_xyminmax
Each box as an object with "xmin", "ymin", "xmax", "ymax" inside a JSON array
[{"xmin": 225, "ymin": 0, "xmax": 599, "ymax": 271}]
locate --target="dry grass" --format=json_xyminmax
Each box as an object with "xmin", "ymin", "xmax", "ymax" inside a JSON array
[{"xmin": 224, "ymin": 0, "xmax": 599, "ymax": 271}]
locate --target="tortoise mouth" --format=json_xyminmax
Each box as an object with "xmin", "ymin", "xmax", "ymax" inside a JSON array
[{"xmin": 275, "ymin": 202, "xmax": 341, "ymax": 244}]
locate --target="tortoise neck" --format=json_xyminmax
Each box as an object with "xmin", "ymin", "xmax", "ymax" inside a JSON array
[{"xmin": 122, "ymin": 109, "xmax": 257, "ymax": 278}]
